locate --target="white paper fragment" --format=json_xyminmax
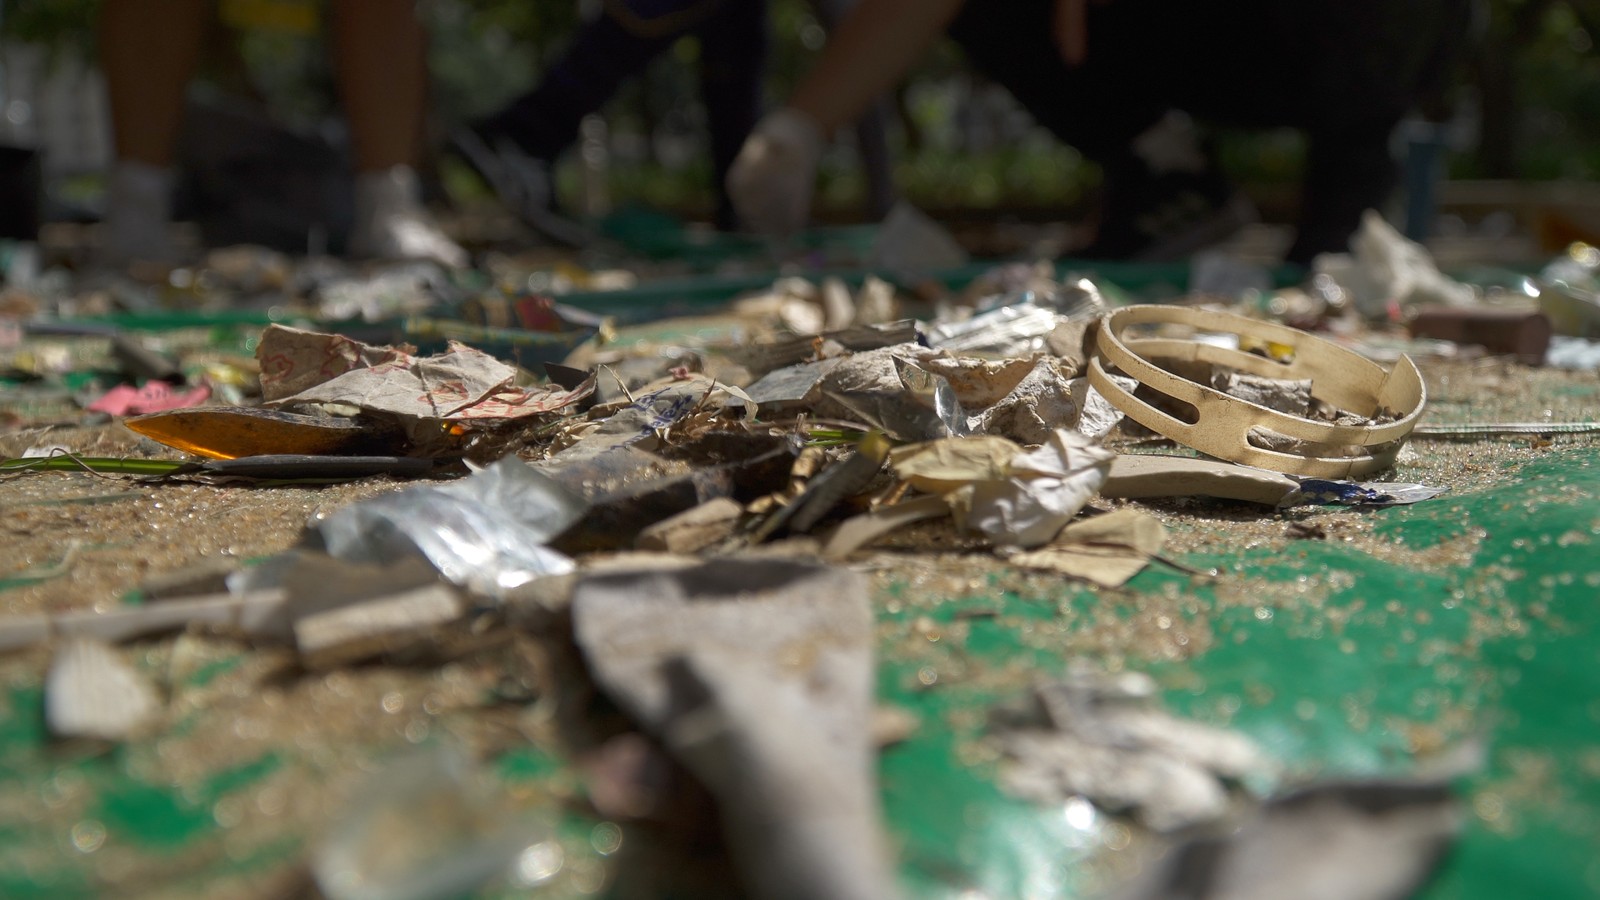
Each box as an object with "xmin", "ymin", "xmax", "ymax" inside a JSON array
[
  {"xmin": 256, "ymin": 324, "xmax": 590, "ymax": 424},
  {"xmin": 46, "ymin": 638, "xmax": 160, "ymax": 741},
  {"xmin": 867, "ymin": 201, "xmax": 969, "ymax": 277},
  {"xmin": 821, "ymin": 277, "xmax": 856, "ymax": 331},
  {"xmin": 744, "ymin": 357, "xmax": 845, "ymax": 407},
  {"xmin": 855, "ymin": 275, "xmax": 898, "ymax": 325}
]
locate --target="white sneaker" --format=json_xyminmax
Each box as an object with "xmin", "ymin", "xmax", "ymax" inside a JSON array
[
  {"xmin": 348, "ymin": 165, "xmax": 468, "ymax": 268},
  {"xmin": 99, "ymin": 161, "xmax": 181, "ymax": 269}
]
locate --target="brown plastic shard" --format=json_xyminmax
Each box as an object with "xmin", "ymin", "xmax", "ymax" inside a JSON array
[
  {"xmin": 1088, "ymin": 305, "xmax": 1426, "ymax": 478},
  {"xmin": 1101, "ymin": 454, "xmax": 1299, "ymax": 506}
]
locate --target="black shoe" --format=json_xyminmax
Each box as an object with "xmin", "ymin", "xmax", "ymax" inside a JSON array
[
  {"xmin": 1080, "ymin": 164, "xmax": 1257, "ymax": 262},
  {"xmin": 447, "ymin": 124, "xmax": 597, "ymax": 249}
]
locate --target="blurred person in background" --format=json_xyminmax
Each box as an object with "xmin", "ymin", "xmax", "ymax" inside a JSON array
[
  {"xmin": 99, "ymin": 0, "xmax": 466, "ymax": 268},
  {"xmin": 453, "ymin": 0, "xmax": 769, "ymax": 241},
  {"xmin": 454, "ymin": 0, "xmax": 896, "ymax": 242},
  {"xmin": 729, "ymin": 0, "xmax": 1471, "ymax": 266}
]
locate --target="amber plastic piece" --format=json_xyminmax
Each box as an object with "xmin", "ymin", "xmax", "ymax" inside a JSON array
[{"xmin": 123, "ymin": 408, "xmax": 372, "ymax": 460}]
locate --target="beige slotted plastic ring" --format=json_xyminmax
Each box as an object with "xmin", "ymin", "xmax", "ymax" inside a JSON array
[{"xmin": 1087, "ymin": 304, "xmax": 1426, "ymax": 478}]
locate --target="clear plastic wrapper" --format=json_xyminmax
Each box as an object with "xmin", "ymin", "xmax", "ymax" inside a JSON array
[{"xmin": 317, "ymin": 458, "xmax": 586, "ymax": 598}]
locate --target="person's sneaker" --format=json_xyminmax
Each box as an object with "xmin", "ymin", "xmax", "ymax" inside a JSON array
[
  {"xmin": 447, "ymin": 124, "xmax": 596, "ymax": 248},
  {"xmin": 348, "ymin": 165, "xmax": 469, "ymax": 268},
  {"xmin": 98, "ymin": 161, "xmax": 183, "ymax": 271},
  {"xmin": 1081, "ymin": 165, "xmax": 1257, "ymax": 262},
  {"xmin": 1080, "ymin": 112, "xmax": 1256, "ymax": 261}
]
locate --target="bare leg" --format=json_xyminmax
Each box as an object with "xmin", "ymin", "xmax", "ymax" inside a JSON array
[
  {"xmin": 788, "ymin": 0, "xmax": 964, "ymax": 136},
  {"xmin": 99, "ymin": 0, "xmax": 208, "ymax": 166},
  {"xmin": 97, "ymin": 0, "xmax": 208, "ymax": 266},
  {"xmin": 329, "ymin": 0, "xmax": 427, "ymax": 172},
  {"xmin": 329, "ymin": 1, "xmax": 465, "ymax": 265}
]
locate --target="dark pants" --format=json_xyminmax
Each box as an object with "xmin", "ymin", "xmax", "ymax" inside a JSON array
[
  {"xmin": 947, "ymin": 0, "xmax": 1472, "ymax": 262},
  {"xmin": 483, "ymin": 0, "xmax": 768, "ymax": 230}
]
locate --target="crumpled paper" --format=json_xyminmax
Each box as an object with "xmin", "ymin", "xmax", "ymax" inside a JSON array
[
  {"xmin": 257, "ymin": 324, "xmax": 592, "ymax": 424},
  {"xmin": 953, "ymin": 429, "xmax": 1117, "ymax": 550},
  {"xmin": 968, "ymin": 357, "xmax": 1081, "ymax": 445}
]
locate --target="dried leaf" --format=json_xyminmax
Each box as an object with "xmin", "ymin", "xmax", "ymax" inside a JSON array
[
  {"xmin": 889, "ymin": 435, "xmax": 1021, "ymax": 494},
  {"xmin": 822, "ymin": 495, "xmax": 951, "ymax": 559},
  {"xmin": 1011, "ymin": 508, "xmax": 1168, "ymax": 587},
  {"xmin": 636, "ymin": 497, "xmax": 744, "ymax": 554}
]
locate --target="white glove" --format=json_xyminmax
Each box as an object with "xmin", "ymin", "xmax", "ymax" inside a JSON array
[{"xmin": 727, "ymin": 108, "xmax": 824, "ymax": 239}]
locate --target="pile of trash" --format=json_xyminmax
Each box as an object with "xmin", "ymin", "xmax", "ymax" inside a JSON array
[{"xmin": 9, "ymin": 211, "xmax": 1600, "ymax": 897}]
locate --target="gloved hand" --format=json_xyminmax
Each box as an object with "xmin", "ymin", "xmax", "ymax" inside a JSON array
[{"xmin": 726, "ymin": 108, "xmax": 825, "ymax": 239}]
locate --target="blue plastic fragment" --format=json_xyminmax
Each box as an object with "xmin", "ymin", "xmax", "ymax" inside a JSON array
[{"xmin": 1278, "ymin": 479, "xmax": 1448, "ymax": 510}]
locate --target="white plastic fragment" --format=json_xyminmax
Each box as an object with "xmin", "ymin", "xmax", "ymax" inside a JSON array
[
  {"xmin": 867, "ymin": 201, "xmax": 969, "ymax": 277},
  {"xmin": 996, "ymin": 673, "xmax": 1274, "ymax": 832},
  {"xmin": 0, "ymin": 590, "xmax": 289, "ymax": 654},
  {"xmin": 293, "ymin": 583, "xmax": 463, "ymax": 665},
  {"xmin": 45, "ymin": 637, "xmax": 160, "ymax": 741},
  {"xmin": 314, "ymin": 745, "xmax": 543, "ymax": 900},
  {"xmin": 1067, "ymin": 375, "xmax": 1132, "ymax": 439},
  {"xmin": 1311, "ymin": 211, "xmax": 1475, "ymax": 318}
]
